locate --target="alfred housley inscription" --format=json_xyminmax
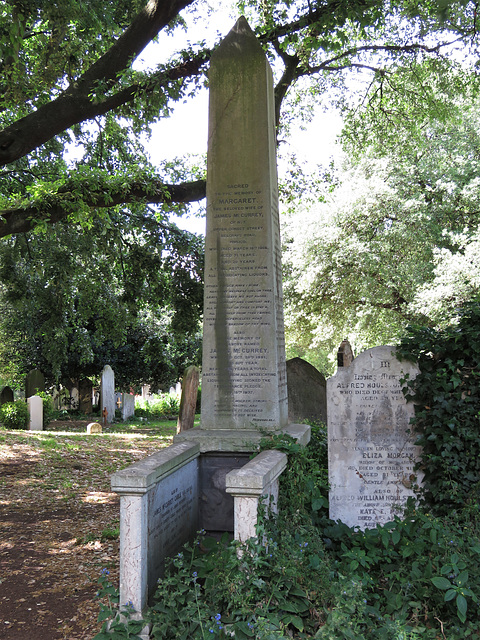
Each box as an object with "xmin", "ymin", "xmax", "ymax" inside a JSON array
[{"xmin": 327, "ymin": 346, "xmax": 422, "ymax": 529}]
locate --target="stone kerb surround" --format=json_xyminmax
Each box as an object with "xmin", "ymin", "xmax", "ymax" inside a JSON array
[
  {"xmin": 111, "ymin": 442, "xmax": 200, "ymax": 615},
  {"xmin": 226, "ymin": 449, "xmax": 287, "ymax": 543},
  {"xmin": 328, "ymin": 345, "xmax": 422, "ymax": 529},
  {"xmin": 226, "ymin": 423, "xmax": 310, "ymax": 542}
]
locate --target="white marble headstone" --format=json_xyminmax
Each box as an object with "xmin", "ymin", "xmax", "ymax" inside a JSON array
[
  {"xmin": 28, "ymin": 395, "xmax": 43, "ymax": 431},
  {"xmin": 100, "ymin": 365, "xmax": 115, "ymax": 424},
  {"xmin": 328, "ymin": 346, "xmax": 422, "ymax": 529}
]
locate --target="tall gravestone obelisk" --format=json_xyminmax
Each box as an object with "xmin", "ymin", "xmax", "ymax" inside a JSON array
[{"xmin": 176, "ymin": 17, "xmax": 288, "ymax": 451}]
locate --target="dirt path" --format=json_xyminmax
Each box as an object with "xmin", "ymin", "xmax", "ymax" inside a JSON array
[{"xmin": 0, "ymin": 424, "xmax": 172, "ymax": 639}]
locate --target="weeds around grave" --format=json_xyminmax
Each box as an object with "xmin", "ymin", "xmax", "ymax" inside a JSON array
[
  {"xmin": 91, "ymin": 304, "xmax": 480, "ymax": 638},
  {"xmin": 92, "ymin": 421, "xmax": 480, "ymax": 639}
]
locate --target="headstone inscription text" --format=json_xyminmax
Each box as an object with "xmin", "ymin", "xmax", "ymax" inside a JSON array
[
  {"xmin": 328, "ymin": 346, "xmax": 422, "ymax": 529},
  {"xmin": 147, "ymin": 459, "xmax": 198, "ymax": 589},
  {"xmin": 201, "ymin": 17, "xmax": 287, "ymax": 431}
]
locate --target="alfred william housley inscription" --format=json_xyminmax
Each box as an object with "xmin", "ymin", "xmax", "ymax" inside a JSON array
[
  {"xmin": 200, "ymin": 16, "xmax": 288, "ymax": 434},
  {"xmin": 328, "ymin": 346, "xmax": 422, "ymax": 529}
]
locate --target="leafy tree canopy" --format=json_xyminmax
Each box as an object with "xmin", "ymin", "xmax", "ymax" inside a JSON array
[
  {"xmin": 1, "ymin": 0, "xmax": 479, "ymax": 384},
  {"xmin": 283, "ymin": 92, "xmax": 480, "ymax": 374}
]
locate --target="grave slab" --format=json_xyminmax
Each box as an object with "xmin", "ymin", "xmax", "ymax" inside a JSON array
[
  {"xmin": 122, "ymin": 393, "xmax": 135, "ymax": 421},
  {"xmin": 328, "ymin": 345, "xmax": 422, "ymax": 529},
  {"xmin": 177, "ymin": 365, "xmax": 200, "ymax": 433}
]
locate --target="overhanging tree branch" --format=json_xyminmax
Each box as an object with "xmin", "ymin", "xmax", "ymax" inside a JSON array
[
  {"xmin": 0, "ymin": 178, "xmax": 206, "ymax": 237},
  {"xmin": 0, "ymin": 0, "xmax": 195, "ymax": 167}
]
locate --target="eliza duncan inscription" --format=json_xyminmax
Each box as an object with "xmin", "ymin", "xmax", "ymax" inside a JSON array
[{"xmin": 327, "ymin": 346, "xmax": 422, "ymax": 529}]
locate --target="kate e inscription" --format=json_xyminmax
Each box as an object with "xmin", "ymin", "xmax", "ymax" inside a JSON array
[{"xmin": 327, "ymin": 346, "xmax": 422, "ymax": 529}]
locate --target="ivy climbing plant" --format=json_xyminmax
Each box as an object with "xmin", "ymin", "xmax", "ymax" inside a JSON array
[{"xmin": 398, "ymin": 301, "xmax": 480, "ymax": 514}]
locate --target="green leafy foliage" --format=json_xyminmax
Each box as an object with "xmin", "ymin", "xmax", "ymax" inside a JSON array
[
  {"xmin": 93, "ymin": 569, "xmax": 146, "ymax": 640},
  {"xmin": 147, "ymin": 525, "xmax": 330, "ymax": 640},
  {"xmin": 0, "ymin": 399, "xmax": 29, "ymax": 429},
  {"xmin": 398, "ymin": 301, "xmax": 480, "ymax": 512},
  {"xmin": 93, "ymin": 416, "xmax": 480, "ymax": 639},
  {"xmin": 134, "ymin": 393, "xmax": 180, "ymax": 419},
  {"xmin": 321, "ymin": 508, "xmax": 480, "ymax": 635},
  {"xmin": 284, "ymin": 95, "xmax": 480, "ymax": 373},
  {"xmin": 0, "ymin": 214, "xmax": 203, "ymax": 388}
]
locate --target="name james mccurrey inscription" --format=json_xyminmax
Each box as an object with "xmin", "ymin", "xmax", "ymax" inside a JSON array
[
  {"xmin": 327, "ymin": 346, "xmax": 423, "ymax": 529},
  {"xmin": 201, "ymin": 17, "xmax": 288, "ymax": 432}
]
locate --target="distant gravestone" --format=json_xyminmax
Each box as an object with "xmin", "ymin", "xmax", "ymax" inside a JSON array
[
  {"xmin": 337, "ymin": 339, "xmax": 354, "ymax": 368},
  {"xmin": 28, "ymin": 395, "xmax": 43, "ymax": 431},
  {"xmin": 87, "ymin": 422, "xmax": 102, "ymax": 434},
  {"xmin": 286, "ymin": 358, "xmax": 326, "ymax": 424},
  {"xmin": 177, "ymin": 365, "xmax": 200, "ymax": 433},
  {"xmin": 25, "ymin": 369, "xmax": 45, "ymax": 399},
  {"xmin": 79, "ymin": 378, "xmax": 93, "ymax": 414},
  {"xmin": 0, "ymin": 386, "xmax": 14, "ymax": 405},
  {"xmin": 328, "ymin": 346, "xmax": 422, "ymax": 529},
  {"xmin": 122, "ymin": 394, "xmax": 135, "ymax": 421},
  {"xmin": 70, "ymin": 386, "xmax": 79, "ymax": 410},
  {"xmin": 100, "ymin": 365, "xmax": 115, "ymax": 425}
]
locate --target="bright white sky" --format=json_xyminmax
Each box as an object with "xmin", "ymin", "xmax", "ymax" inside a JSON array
[{"xmin": 134, "ymin": 4, "xmax": 343, "ymax": 235}]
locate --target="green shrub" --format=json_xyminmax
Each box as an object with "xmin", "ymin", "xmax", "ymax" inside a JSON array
[
  {"xmin": 92, "ymin": 412, "xmax": 480, "ymax": 639},
  {"xmin": 398, "ymin": 300, "xmax": 480, "ymax": 513},
  {"xmin": 0, "ymin": 400, "xmax": 29, "ymax": 429},
  {"xmin": 135, "ymin": 393, "xmax": 180, "ymax": 419}
]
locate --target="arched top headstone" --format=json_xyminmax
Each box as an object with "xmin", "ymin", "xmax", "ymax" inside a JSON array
[
  {"xmin": 100, "ymin": 365, "xmax": 115, "ymax": 425},
  {"xmin": 0, "ymin": 385, "xmax": 14, "ymax": 405},
  {"xmin": 286, "ymin": 358, "xmax": 326, "ymax": 424},
  {"xmin": 25, "ymin": 369, "xmax": 45, "ymax": 399},
  {"xmin": 327, "ymin": 345, "xmax": 422, "ymax": 529}
]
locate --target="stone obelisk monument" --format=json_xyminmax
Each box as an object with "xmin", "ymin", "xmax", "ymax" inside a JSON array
[
  {"xmin": 176, "ymin": 17, "xmax": 289, "ymax": 451},
  {"xmin": 112, "ymin": 22, "xmax": 312, "ymax": 606}
]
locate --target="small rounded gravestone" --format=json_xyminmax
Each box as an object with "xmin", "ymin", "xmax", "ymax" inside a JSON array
[{"xmin": 86, "ymin": 422, "xmax": 102, "ymax": 434}]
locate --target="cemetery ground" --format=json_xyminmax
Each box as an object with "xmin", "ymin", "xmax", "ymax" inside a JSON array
[
  {"xmin": 0, "ymin": 421, "xmax": 479, "ymax": 638},
  {"xmin": 0, "ymin": 416, "xmax": 187, "ymax": 640}
]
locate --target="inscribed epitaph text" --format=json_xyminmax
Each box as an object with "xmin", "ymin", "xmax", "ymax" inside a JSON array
[
  {"xmin": 201, "ymin": 17, "xmax": 288, "ymax": 431},
  {"xmin": 328, "ymin": 346, "xmax": 422, "ymax": 529}
]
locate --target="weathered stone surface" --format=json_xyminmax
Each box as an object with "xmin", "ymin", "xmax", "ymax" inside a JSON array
[
  {"xmin": 25, "ymin": 369, "xmax": 45, "ymax": 399},
  {"xmin": 28, "ymin": 395, "xmax": 43, "ymax": 431},
  {"xmin": 200, "ymin": 17, "xmax": 287, "ymax": 433},
  {"xmin": 100, "ymin": 365, "xmax": 115, "ymax": 425},
  {"xmin": 328, "ymin": 345, "xmax": 422, "ymax": 529},
  {"xmin": 286, "ymin": 357, "xmax": 326, "ymax": 424},
  {"xmin": 86, "ymin": 422, "xmax": 102, "ymax": 434},
  {"xmin": 226, "ymin": 449, "xmax": 287, "ymax": 542},
  {"xmin": 0, "ymin": 386, "xmax": 14, "ymax": 405},
  {"xmin": 337, "ymin": 339, "xmax": 354, "ymax": 368},
  {"xmin": 122, "ymin": 393, "xmax": 135, "ymax": 421},
  {"xmin": 111, "ymin": 442, "xmax": 200, "ymax": 613},
  {"xmin": 177, "ymin": 365, "xmax": 199, "ymax": 433},
  {"xmin": 79, "ymin": 378, "xmax": 93, "ymax": 414}
]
